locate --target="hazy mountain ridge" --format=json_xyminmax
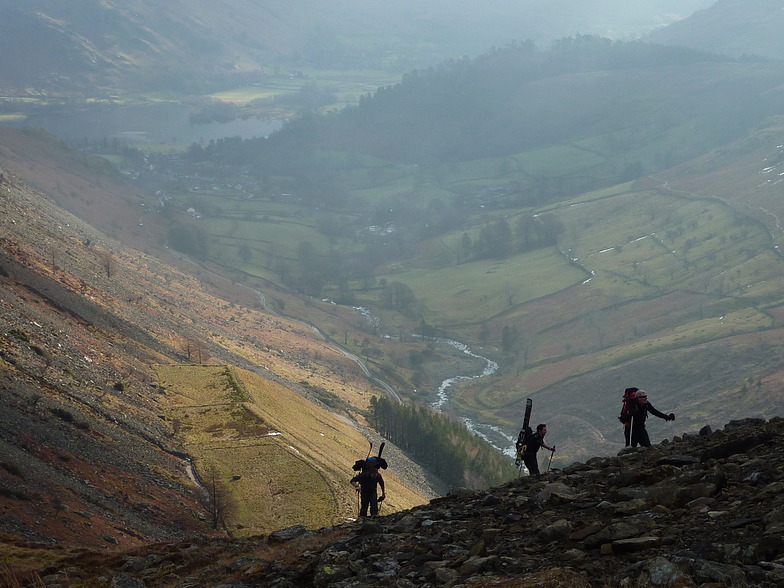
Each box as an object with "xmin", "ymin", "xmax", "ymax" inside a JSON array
[
  {"xmin": 646, "ymin": 0, "xmax": 784, "ymax": 60},
  {"xmin": 265, "ymin": 41, "xmax": 780, "ymax": 165},
  {"xmin": 0, "ymin": 0, "xmax": 715, "ymax": 94}
]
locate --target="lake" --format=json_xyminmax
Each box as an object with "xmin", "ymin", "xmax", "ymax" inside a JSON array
[{"xmin": 0, "ymin": 101, "xmax": 282, "ymax": 147}]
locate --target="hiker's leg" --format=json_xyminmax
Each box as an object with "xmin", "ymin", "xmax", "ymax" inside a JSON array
[
  {"xmin": 369, "ymin": 494, "xmax": 379, "ymax": 516},
  {"xmin": 523, "ymin": 454, "xmax": 539, "ymax": 476}
]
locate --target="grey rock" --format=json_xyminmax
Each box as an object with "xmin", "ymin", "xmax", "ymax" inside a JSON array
[
  {"xmin": 110, "ymin": 574, "xmax": 147, "ymax": 588},
  {"xmin": 269, "ymin": 524, "xmax": 308, "ymax": 543}
]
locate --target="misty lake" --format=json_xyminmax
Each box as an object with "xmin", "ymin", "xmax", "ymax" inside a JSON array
[{"xmin": 1, "ymin": 101, "xmax": 281, "ymax": 146}]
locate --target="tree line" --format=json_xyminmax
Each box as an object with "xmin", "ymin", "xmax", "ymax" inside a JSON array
[{"xmin": 369, "ymin": 396, "xmax": 515, "ymax": 489}]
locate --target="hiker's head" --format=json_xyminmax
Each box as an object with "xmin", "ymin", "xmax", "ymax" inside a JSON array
[
  {"xmin": 368, "ymin": 467, "xmax": 379, "ymax": 477},
  {"xmin": 536, "ymin": 424, "xmax": 547, "ymax": 436},
  {"xmin": 636, "ymin": 390, "xmax": 648, "ymax": 404}
]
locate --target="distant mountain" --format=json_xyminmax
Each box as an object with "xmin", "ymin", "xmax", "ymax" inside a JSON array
[
  {"xmin": 0, "ymin": 0, "xmax": 713, "ymax": 94},
  {"xmin": 647, "ymin": 0, "xmax": 784, "ymax": 60}
]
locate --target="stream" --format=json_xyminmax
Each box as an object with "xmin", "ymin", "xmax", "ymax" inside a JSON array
[
  {"xmin": 355, "ymin": 309, "xmax": 516, "ymax": 458},
  {"xmin": 429, "ymin": 338, "xmax": 516, "ymax": 458}
]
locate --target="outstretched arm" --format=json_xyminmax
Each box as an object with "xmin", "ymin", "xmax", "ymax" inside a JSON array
[{"xmin": 647, "ymin": 402, "xmax": 674, "ymax": 420}]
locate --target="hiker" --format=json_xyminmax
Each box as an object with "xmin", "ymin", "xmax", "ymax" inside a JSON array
[
  {"xmin": 626, "ymin": 389, "xmax": 675, "ymax": 447},
  {"xmin": 520, "ymin": 423, "xmax": 555, "ymax": 476},
  {"xmin": 350, "ymin": 466, "xmax": 386, "ymax": 517},
  {"xmin": 619, "ymin": 387, "xmax": 638, "ymax": 447}
]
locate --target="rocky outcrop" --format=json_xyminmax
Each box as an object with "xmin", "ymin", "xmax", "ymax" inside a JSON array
[{"xmin": 31, "ymin": 417, "xmax": 784, "ymax": 587}]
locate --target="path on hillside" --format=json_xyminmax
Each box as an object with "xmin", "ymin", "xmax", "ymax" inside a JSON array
[{"xmin": 250, "ymin": 288, "xmax": 402, "ymax": 403}]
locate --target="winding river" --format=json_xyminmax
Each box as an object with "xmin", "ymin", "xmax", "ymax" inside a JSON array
[
  {"xmin": 429, "ymin": 338, "xmax": 517, "ymax": 458},
  {"xmin": 353, "ymin": 309, "xmax": 515, "ymax": 458}
]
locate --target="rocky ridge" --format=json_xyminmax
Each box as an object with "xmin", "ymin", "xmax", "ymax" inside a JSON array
[{"xmin": 21, "ymin": 417, "xmax": 784, "ymax": 587}]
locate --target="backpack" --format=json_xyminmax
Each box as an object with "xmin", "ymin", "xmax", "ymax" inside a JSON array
[
  {"xmin": 618, "ymin": 387, "xmax": 638, "ymax": 423},
  {"xmin": 515, "ymin": 426, "xmax": 533, "ymax": 454},
  {"xmin": 352, "ymin": 455, "xmax": 388, "ymax": 472},
  {"xmin": 353, "ymin": 441, "xmax": 388, "ymax": 472}
]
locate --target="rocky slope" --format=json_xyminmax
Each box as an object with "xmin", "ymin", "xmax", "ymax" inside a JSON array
[
  {"xmin": 10, "ymin": 417, "xmax": 784, "ymax": 587},
  {"xmin": 0, "ymin": 145, "xmax": 431, "ymax": 554}
]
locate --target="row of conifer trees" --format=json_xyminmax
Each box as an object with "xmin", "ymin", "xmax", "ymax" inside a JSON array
[{"xmin": 368, "ymin": 396, "xmax": 514, "ymax": 489}]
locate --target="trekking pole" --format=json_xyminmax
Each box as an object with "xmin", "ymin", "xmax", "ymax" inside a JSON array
[
  {"xmin": 547, "ymin": 447, "xmax": 555, "ymax": 472},
  {"xmin": 516, "ymin": 445, "xmax": 525, "ymax": 478}
]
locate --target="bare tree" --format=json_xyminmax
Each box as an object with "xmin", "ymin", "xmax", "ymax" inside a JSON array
[
  {"xmin": 205, "ymin": 465, "xmax": 233, "ymax": 533},
  {"xmin": 99, "ymin": 251, "xmax": 117, "ymax": 278},
  {"xmin": 182, "ymin": 337, "xmax": 209, "ymax": 363}
]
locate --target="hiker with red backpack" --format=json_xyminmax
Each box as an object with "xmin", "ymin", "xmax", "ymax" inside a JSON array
[
  {"xmin": 620, "ymin": 388, "xmax": 675, "ymax": 447},
  {"xmin": 619, "ymin": 387, "xmax": 639, "ymax": 446}
]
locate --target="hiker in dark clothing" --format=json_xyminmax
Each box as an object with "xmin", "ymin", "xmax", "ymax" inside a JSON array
[
  {"xmin": 626, "ymin": 389, "xmax": 675, "ymax": 447},
  {"xmin": 520, "ymin": 423, "xmax": 555, "ymax": 476},
  {"xmin": 350, "ymin": 467, "xmax": 385, "ymax": 517},
  {"xmin": 619, "ymin": 387, "xmax": 639, "ymax": 447}
]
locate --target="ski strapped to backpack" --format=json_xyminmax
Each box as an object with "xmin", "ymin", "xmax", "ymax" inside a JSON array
[
  {"xmin": 353, "ymin": 440, "xmax": 388, "ymax": 472},
  {"xmin": 515, "ymin": 398, "xmax": 533, "ymax": 468}
]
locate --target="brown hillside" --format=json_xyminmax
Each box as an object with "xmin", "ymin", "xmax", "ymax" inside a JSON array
[{"xmin": 0, "ymin": 134, "xmax": 429, "ymax": 557}]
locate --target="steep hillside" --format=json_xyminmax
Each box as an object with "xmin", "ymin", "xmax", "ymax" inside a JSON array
[
  {"xmin": 0, "ymin": 144, "xmax": 431, "ymax": 553},
  {"xmin": 7, "ymin": 417, "xmax": 784, "ymax": 586},
  {"xmin": 647, "ymin": 0, "xmax": 784, "ymax": 60}
]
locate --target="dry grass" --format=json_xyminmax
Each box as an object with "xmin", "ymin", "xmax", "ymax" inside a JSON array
[{"xmin": 156, "ymin": 364, "xmax": 427, "ymax": 537}]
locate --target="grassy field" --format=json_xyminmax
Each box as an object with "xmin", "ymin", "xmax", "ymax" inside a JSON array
[
  {"xmin": 379, "ymin": 247, "xmax": 586, "ymax": 325},
  {"xmin": 156, "ymin": 364, "xmax": 427, "ymax": 537}
]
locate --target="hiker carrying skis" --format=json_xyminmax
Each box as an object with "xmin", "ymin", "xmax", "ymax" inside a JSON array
[
  {"xmin": 520, "ymin": 423, "xmax": 555, "ymax": 477},
  {"xmin": 350, "ymin": 466, "xmax": 385, "ymax": 517},
  {"xmin": 626, "ymin": 389, "xmax": 675, "ymax": 448}
]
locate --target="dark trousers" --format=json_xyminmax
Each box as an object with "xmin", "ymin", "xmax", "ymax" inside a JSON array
[
  {"xmin": 359, "ymin": 490, "xmax": 379, "ymax": 517},
  {"xmin": 523, "ymin": 453, "xmax": 540, "ymax": 476},
  {"xmin": 631, "ymin": 427, "xmax": 651, "ymax": 448}
]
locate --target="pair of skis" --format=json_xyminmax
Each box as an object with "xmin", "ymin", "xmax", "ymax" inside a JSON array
[
  {"xmin": 365, "ymin": 440, "xmax": 384, "ymax": 461},
  {"xmin": 515, "ymin": 398, "xmax": 533, "ymax": 474}
]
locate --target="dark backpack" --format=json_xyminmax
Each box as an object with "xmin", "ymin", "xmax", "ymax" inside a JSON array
[
  {"xmin": 515, "ymin": 426, "xmax": 533, "ymax": 453},
  {"xmin": 619, "ymin": 387, "xmax": 638, "ymax": 423},
  {"xmin": 352, "ymin": 455, "xmax": 388, "ymax": 472}
]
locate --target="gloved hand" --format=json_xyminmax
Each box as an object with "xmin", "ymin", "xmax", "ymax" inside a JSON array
[
  {"xmin": 667, "ymin": 413, "xmax": 675, "ymax": 421},
  {"xmin": 378, "ymin": 494, "xmax": 385, "ymax": 503}
]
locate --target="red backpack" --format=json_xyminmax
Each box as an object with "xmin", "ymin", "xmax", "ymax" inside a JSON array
[{"xmin": 618, "ymin": 387, "xmax": 638, "ymax": 423}]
